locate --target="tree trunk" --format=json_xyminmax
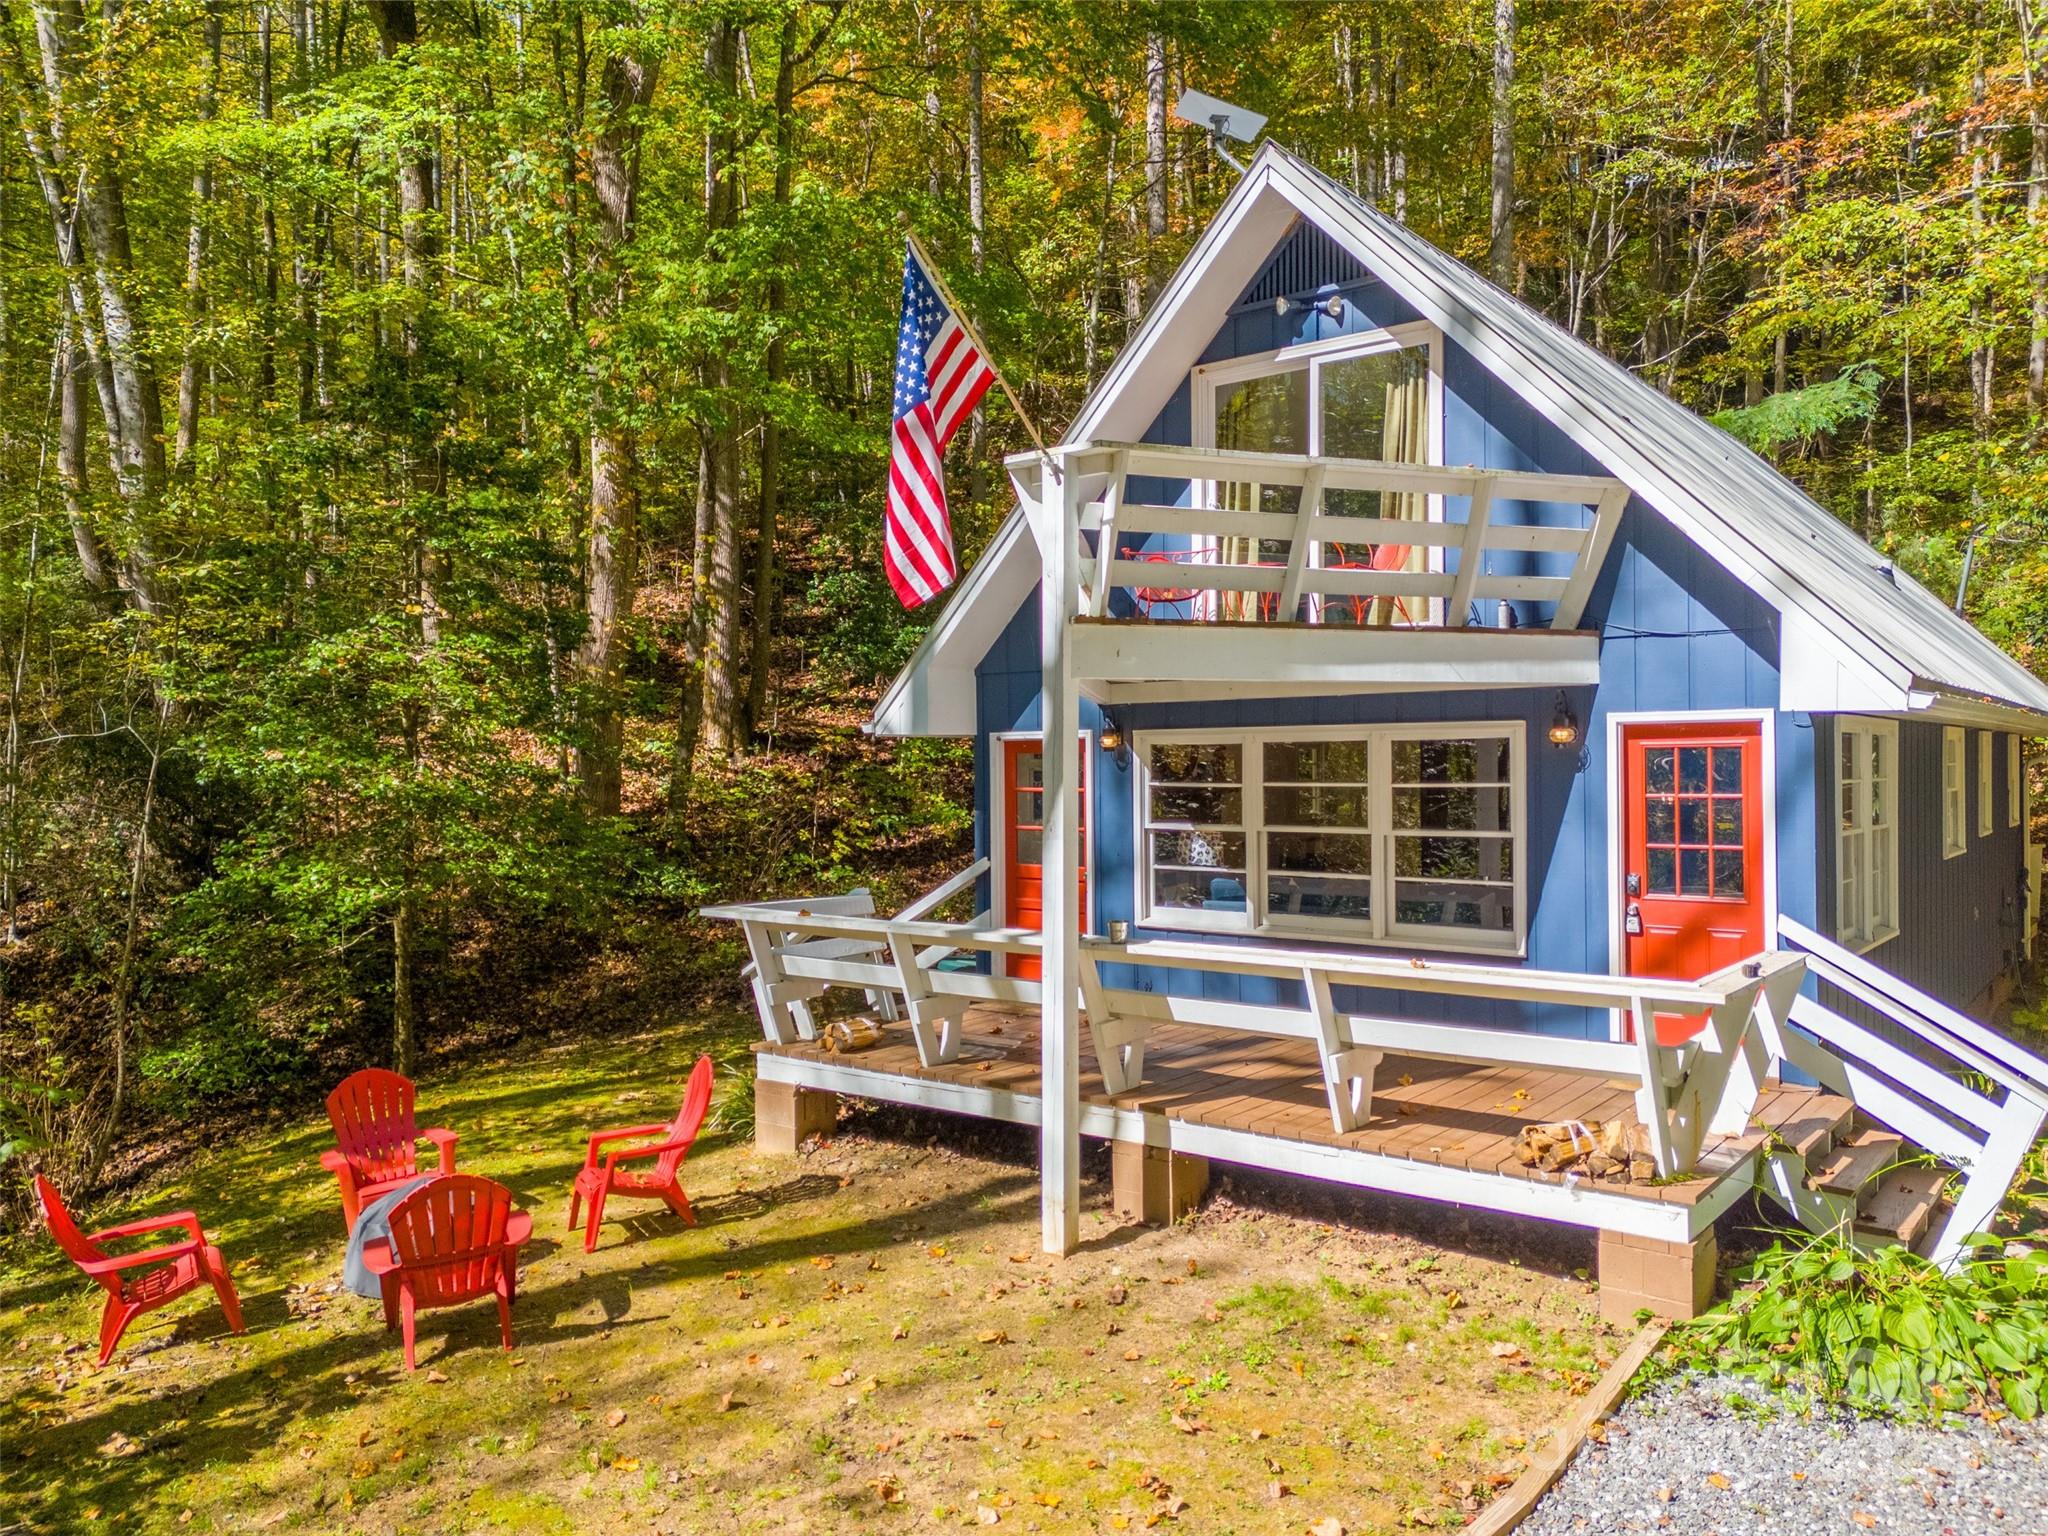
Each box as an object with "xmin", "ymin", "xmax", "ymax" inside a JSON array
[
  {"xmin": 1145, "ymin": 30, "xmax": 1168, "ymax": 244},
  {"xmin": 696, "ymin": 16, "xmax": 742, "ymax": 759},
  {"xmin": 2015, "ymin": 0, "xmax": 2044, "ymax": 411},
  {"xmin": 56, "ymin": 307, "xmax": 112, "ymax": 593},
  {"xmin": 571, "ymin": 30, "xmax": 661, "ymax": 813},
  {"xmin": 963, "ymin": 0, "xmax": 989, "ymax": 503},
  {"xmin": 391, "ymin": 885, "xmax": 417, "ymax": 1077},
  {"xmin": 175, "ymin": 2, "xmax": 224, "ymax": 468},
  {"xmin": 11, "ymin": 0, "xmax": 166, "ymax": 612},
  {"xmin": 1488, "ymin": 0, "xmax": 1515, "ymax": 287}
]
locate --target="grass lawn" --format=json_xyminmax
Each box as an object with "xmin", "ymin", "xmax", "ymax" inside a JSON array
[{"xmin": 4, "ymin": 1009, "xmax": 1625, "ymax": 1534}]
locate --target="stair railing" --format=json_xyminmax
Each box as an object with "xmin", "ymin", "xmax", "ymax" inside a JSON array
[{"xmin": 1775, "ymin": 915, "xmax": 2048, "ymax": 1265}]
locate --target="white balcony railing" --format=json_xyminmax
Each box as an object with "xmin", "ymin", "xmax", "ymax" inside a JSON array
[{"xmin": 1014, "ymin": 442, "xmax": 1630, "ymax": 634}]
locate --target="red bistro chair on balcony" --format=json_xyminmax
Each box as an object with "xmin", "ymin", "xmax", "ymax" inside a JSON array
[
  {"xmin": 361, "ymin": 1174, "xmax": 531, "ymax": 1371},
  {"xmin": 322, "ymin": 1068, "xmax": 459, "ymax": 1234},
  {"xmin": 1321, "ymin": 540, "xmax": 1421, "ymax": 627},
  {"xmin": 34, "ymin": 1174, "xmax": 245, "ymax": 1366},
  {"xmin": 566, "ymin": 1054, "xmax": 715, "ymax": 1253}
]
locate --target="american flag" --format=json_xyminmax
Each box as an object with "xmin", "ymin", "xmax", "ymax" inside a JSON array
[{"xmin": 886, "ymin": 240, "xmax": 996, "ymax": 607}]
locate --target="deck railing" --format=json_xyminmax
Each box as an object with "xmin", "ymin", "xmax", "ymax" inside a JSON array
[
  {"xmin": 704, "ymin": 875, "xmax": 1803, "ymax": 1179},
  {"xmin": 1774, "ymin": 916, "xmax": 2048, "ymax": 1265},
  {"xmin": 1016, "ymin": 441, "xmax": 1630, "ymax": 633}
]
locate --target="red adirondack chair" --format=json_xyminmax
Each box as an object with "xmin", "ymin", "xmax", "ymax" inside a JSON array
[
  {"xmin": 322, "ymin": 1068, "xmax": 459, "ymax": 1233},
  {"xmin": 566, "ymin": 1054, "xmax": 715, "ymax": 1254},
  {"xmin": 360, "ymin": 1174, "xmax": 531, "ymax": 1371},
  {"xmin": 34, "ymin": 1175, "xmax": 245, "ymax": 1366}
]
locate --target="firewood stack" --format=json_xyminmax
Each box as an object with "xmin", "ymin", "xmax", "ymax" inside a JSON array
[{"xmin": 1515, "ymin": 1118, "xmax": 1658, "ymax": 1183}]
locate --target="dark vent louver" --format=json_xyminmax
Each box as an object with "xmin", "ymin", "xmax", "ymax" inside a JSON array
[{"xmin": 1240, "ymin": 223, "xmax": 1373, "ymax": 306}]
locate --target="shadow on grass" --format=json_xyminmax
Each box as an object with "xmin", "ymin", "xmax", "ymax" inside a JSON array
[{"xmin": 5, "ymin": 1161, "xmax": 1037, "ymax": 1529}]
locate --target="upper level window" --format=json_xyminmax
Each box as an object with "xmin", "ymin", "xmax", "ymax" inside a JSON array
[
  {"xmin": 1192, "ymin": 327, "xmax": 1441, "ymax": 624},
  {"xmin": 1836, "ymin": 717, "xmax": 1898, "ymax": 951},
  {"xmin": 1135, "ymin": 721, "xmax": 1524, "ymax": 956},
  {"xmin": 1942, "ymin": 727, "xmax": 1966, "ymax": 858}
]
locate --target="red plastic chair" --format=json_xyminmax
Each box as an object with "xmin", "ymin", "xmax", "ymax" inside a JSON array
[
  {"xmin": 34, "ymin": 1174, "xmax": 245, "ymax": 1366},
  {"xmin": 566, "ymin": 1054, "xmax": 715, "ymax": 1253},
  {"xmin": 361, "ymin": 1174, "xmax": 531, "ymax": 1371},
  {"xmin": 322, "ymin": 1068, "xmax": 458, "ymax": 1234}
]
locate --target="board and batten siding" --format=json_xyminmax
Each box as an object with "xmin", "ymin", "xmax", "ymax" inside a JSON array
[{"xmin": 969, "ymin": 226, "xmax": 1820, "ymax": 1040}]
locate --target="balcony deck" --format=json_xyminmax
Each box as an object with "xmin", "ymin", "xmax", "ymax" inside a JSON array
[{"xmin": 756, "ymin": 1001, "xmax": 1838, "ymax": 1243}]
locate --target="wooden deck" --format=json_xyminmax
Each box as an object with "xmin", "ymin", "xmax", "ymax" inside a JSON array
[{"xmin": 756, "ymin": 1002, "xmax": 1840, "ymax": 1241}]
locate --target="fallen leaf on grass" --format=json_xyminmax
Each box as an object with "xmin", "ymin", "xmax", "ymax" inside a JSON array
[
  {"xmin": 424, "ymin": 1370, "xmax": 449, "ymax": 1384},
  {"xmin": 1169, "ymin": 1413, "xmax": 1206, "ymax": 1435},
  {"xmin": 605, "ymin": 1408, "xmax": 627, "ymax": 1428},
  {"xmin": 977, "ymin": 1330, "xmax": 1010, "ymax": 1345},
  {"xmin": 611, "ymin": 1456, "xmax": 640, "ymax": 1472},
  {"xmin": 1122, "ymin": 1348, "xmax": 1143, "ymax": 1361},
  {"xmin": 1487, "ymin": 1342, "xmax": 1522, "ymax": 1360},
  {"xmin": 1310, "ymin": 1519, "xmax": 1346, "ymax": 1536},
  {"xmin": 716, "ymin": 1392, "xmax": 737, "ymax": 1412}
]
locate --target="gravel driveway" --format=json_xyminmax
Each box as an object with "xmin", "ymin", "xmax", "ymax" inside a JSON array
[{"xmin": 1519, "ymin": 1375, "xmax": 2048, "ymax": 1535}]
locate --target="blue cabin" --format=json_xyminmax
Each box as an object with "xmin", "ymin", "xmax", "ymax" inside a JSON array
[{"xmin": 717, "ymin": 143, "xmax": 2048, "ymax": 1319}]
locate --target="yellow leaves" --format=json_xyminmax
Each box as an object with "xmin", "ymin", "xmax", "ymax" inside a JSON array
[
  {"xmin": 1032, "ymin": 1490, "xmax": 1061, "ymax": 1508},
  {"xmin": 927, "ymin": 1244, "xmax": 949, "ymax": 1260},
  {"xmin": 1851, "ymin": 1511, "xmax": 1878, "ymax": 1529},
  {"xmin": 610, "ymin": 1455, "xmax": 640, "ymax": 1472},
  {"xmin": 810, "ymin": 1254, "xmax": 835, "ymax": 1270},
  {"xmin": 1122, "ymin": 1348, "xmax": 1143, "ymax": 1361},
  {"xmin": 1424, "ymin": 1438, "xmax": 1446, "ymax": 1462},
  {"xmin": 867, "ymin": 1476, "xmax": 905, "ymax": 1505},
  {"xmin": 1705, "ymin": 1472, "xmax": 1731, "ymax": 1490},
  {"xmin": 977, "ymin": 1329, "xmax": 1011, "ymax": 1345}
]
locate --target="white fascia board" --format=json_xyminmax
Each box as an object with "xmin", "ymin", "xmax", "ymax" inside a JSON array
[
  {"xmin": 1070, "ymin": 619, "xmax": 1600, "ymax": 693},
  {"xmin": 1067, "ymin": 170, "xmax": 1304, "ymax": 445},
  {"xmin": 1260, "ymin": 152, "xmax": 1917, "ymax": 715},
  {"xmin": 868, "ymin": 510, "xmax": 1036, "ymax": 737}
]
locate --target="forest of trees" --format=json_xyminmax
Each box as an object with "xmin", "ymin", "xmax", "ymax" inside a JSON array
[{"xmin": 2, "ymin": 0, "xmax": 2044, "ymax": 1202}]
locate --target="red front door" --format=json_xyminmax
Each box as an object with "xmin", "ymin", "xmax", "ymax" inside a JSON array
[
  {"xmin": 1003, "ymin": 737, "xmax": 1086, "ymax": 981},
  {"xmin": 1620, "ymin": 720, "xmax": 1765, "ymax": 1044}
]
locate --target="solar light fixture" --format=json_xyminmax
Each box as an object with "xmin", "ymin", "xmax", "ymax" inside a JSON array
[{"xmin": 1172, "ymin": 88, "xmax": 1267, "ymax": 174}]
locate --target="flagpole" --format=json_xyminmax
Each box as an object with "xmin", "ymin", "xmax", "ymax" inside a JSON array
[{"xmin": 899, "ymin": 217, "xmax": 1050, "ymax": 460}]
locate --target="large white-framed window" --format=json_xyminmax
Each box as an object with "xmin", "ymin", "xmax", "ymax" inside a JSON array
[
  {"xmin": 1188, "ymin": 324, "xmax": 1445, "ymax": 623},
  {"xmin": 1834, "ymin": 717, "xmax": 1898, "ymax": 952},
  {"xmin": 1977, "ymin": 730, "xmax": 1995, "ymax": 837},
  {"xmin": 1134, "ymin": 720, "xmax": 1526, "ymax": 956},
  {"xmin": 2010, "ymin": 734, "xmax": 2024, "ymax": 830},
  {"xmin": 1942, "ymin": 726, "xmax": 1966, "ymax": 858}
]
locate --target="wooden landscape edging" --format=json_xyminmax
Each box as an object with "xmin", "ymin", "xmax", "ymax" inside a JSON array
[{"xmin": 1462, "ymin": 1321, "xmax": 1669, "ymax": 1536}]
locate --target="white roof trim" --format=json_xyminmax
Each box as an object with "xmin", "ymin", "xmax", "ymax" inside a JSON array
[{"xmin": 869, "ymin": 141, "xmax": 2048, "ymax": 734}]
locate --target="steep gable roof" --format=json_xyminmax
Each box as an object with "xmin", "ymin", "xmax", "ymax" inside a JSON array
[{"xmin": 871, "ymin": 141, "xmax": 2048, "ymax": 736}]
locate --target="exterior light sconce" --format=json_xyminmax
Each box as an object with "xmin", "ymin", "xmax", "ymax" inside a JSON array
[
  {"xmin": 1099, "ymin": 710, "xmax": 1130, "ymax": 768},
  {"xmin": 1547, "ymin": 691, "xmax": 1580, "ymax": 749},
  {"xmin": 1273, "ymin": 292, "xmax": 1344, "ymax": 321}
]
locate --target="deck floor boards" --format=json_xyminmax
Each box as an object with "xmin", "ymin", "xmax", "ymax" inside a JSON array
[{"xmin": 758, "ymin": 1002, "xmax": 1831, "ymax": 1212}]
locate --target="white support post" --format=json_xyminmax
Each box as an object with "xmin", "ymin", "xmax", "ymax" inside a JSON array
[
  {"xmin": 887, "ymin": 930, "xmax": 968, "ymax": 1066},
  {"xmin": 740, "ymin": 921, "xmax": 815, "ymax": 1045},
  {"xmin": 1629, "ymin": 999, "xmax": 1679, "ymax": 1176},
  {"xmin": 1040, "ymin": 452, "xmax": 1083, "ymax": 1256},
  {"xmin": 1079, "ymin": 948, "xmax": 1147, "ymax": 1095},
  {"xmin": 1552, "ymin": 483, "xmax": 1629, "ymax": 630},
  {"xmin": 1087, "ymin": 450, "xmax": 1129, "ymax": 619},
  {"xmin": 1926, "ymin": 1090, "xmax": 2048, "ymax": 1266},
  {"xmin": 1276, "ymin": 464, "xmax": 1328, "ymax": 623},
  {"xmin": 1305, "ymin": 966, "xmax": 1381, "ymax": 1133},
  {"xmin": 1445, "ymin": 476, "xmax": 1496, "ymax": 627}
]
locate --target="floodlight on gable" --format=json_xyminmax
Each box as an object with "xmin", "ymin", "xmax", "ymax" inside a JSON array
[{"xmin": 1172, "ymin": 88, "xmax": 1266, "ymax": 173}]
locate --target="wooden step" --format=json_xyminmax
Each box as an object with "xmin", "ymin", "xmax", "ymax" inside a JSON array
[
  {"xmin": 1807, "ymin": 1131, "xmax": 1904, "ymax": 1203},
  {"xmin": 1771, "ymin": 1092, "xmax": 1856, "ymax": 1162},
  {"xmin": 1855, "ymin": 1167, "xmax": 1949, "ymax": 1250}
]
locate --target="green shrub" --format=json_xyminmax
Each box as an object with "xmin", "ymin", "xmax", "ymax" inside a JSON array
[{"xmin": 1674, "ymin": 1229, "xmax": 2048, "ymax": 1421}]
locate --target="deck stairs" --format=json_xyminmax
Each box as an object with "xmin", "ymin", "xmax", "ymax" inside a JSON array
[{"xmin": 1763, "ymin": 918, "xmax": 2048, "ymax": 1265}]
